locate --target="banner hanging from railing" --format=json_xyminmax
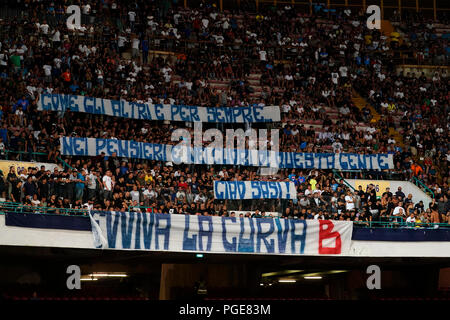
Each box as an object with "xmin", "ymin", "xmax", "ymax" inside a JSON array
[
  {"xmin": 60, "ymin": 137, "xmax": 394, "ymax": 170},
  {"xmin": 214, "ymin": 181, "xmax": 297, "ymax": 200},
  {"xmin": 38, "ymin": 93, "xmax": 280, "ymax": 123},
  {"xmin": 89, "ymin": 211, "xmax": 353, "ymax": 255}
]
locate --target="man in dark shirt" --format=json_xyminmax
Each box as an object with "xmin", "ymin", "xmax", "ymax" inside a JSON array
[
  {"xmin": 125, "ymin": 172, "xmax": 135, "ymax": 191},
  {"xmin": 357, "ymin": 185, "xmax": 367, "ymax": 205},
  {"xmin": 35, "ymin": 165, "xmax": 46, "ymax": 180},
  {"xmin": 39, "ymin": 177, "xmax": 50, "ymax": 200},
  {"xmin": 414, "ymin": 200, "xmax": 425, "ymax": 214},
  {"xmin": 395, "ymin": 187, "xmax": 405, "ymax": 199},
  {"xmin": 382, "ymin": 187, "xmax": 393, "ymax": 198},
  {"xmin": 23, "ymin": 176, "xmax": 37, "ymax": 199}
]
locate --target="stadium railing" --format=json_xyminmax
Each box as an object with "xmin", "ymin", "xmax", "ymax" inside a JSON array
[
  {"xmin": 0, "ymin": 201, "xmax": 88, "ymax": 216},
  {"xmin": 412, "ymin": 176, "xmax": 435, "ymax": 199},
  {"xmin": 3, "ymin": 150, "xmax": 48, "ymax": 162},
  {"xmin": 1, "ymin": 150, "xmax": 73, "ymax": 171},
  {"xmin": 332, "ymin": 169, "xmax": 356, "ymax": 192},
  {"xmin": 0, "ymin": 201, "xmax": 448, "ymax": 229},
  {"xmin": 0, "ymin": 201, "xmax": 154, "ymax": 216}
]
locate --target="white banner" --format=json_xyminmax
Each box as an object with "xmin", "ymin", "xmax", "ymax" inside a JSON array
[
  {"xmin": 89, "ymin": 212, "xmax": 353, "ymax": 255},
  {"xmin": 38, "ymin": 93, "xmax": 281, "ymax": 123},
  {"xmin": 214, "ymin": 181, "xmax": 297, "ymax": 200},
  {"xmin": 61, "ymin": 137, "xmax": 394, "ymax": 170}
]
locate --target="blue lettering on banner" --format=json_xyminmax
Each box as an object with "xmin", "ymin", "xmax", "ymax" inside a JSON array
[
  {"xmin": 215, "ymin": 181, "xmax": 296, "ymax": 200},
  {"xmin": 256, "ymin": 218, "xmax": 275, "ymax": 253},
  {"xmin": 294, "ymin": 153, "xmax": 304, "ymax": 169},
  {"xmin": 251, "ymin": 181, "xmax": 261, "ymax": 198},
  {"xmin": 253, "ymin": 106, "xmax": 263, "ymax": 122},
  {"xmin": 326, "ymin": 154, "xmax": 335, "ymax": 168},
  {"xmin": 190, "ymin": 106, "xmax": 200, "ymax": 122},
  {"xmin": 142, "ymin": 212, "xmax": 154, "ymax": 249},
  {"xmin": 348, "ymin": 153, "xmax": 358, "ymax": 170},
  {"xmin": 73, "ymin": 138, "xmax": 87, "ymax": 156},
  {"xmin": 39, "ymin": 94, "xmax": 280, "ymax": 122},
  {"xmin": 110, "ymin": 100, "xmax": 121, "ymax": 117},
  {"xmin": 290, "ymin": 220, "xmax": 307, "ymax": 254},
  {"xmin": 106, "ymin": 212, "xmax": 120, "ymax": 249},
  {"xmin": 117, "ymin": 140, "xmax": 129, "ymax": 158},
  {"xmin": 95, "ymin": 138, "xmax": 106, "ymax": 154},
  {"xmin": 155, "ymin": 214, "xmax": 171, "ymax": 250},
  {"xmin": 339, "ymin": 153, "xmax": 349, "ymax": 170},
  {"xmin": 154, "ymin": 104, "xmax": 164, "ymax": 120},
  {"xmin": 84, "ymin": 97, "xmax": 94, "ymax": 113},
  {"xmin": 305, "ymin": 153, "xmax": 314, "ymax": 168},
  {"xmin": 89, "ymin": 212, "xmax": 354, "ymax": 255},
  {"xmin": 182, "ymin": 214, "xmax": 197, "ymax": 251},
  {"xmin": 357, "ymin": 154, "xmax": 367, "ymax": 170},
  {"xmin": 41, "ymin": 93, "xmax": 52, "ymax": 110},
  {"xmin": 222, "ymin": 217, "xmax": 237, "ymax": 252},
  {"xmin": 275, "ymin": 218, "xmax": 290, "ymax": 253},
  {"xmin": 238, "ymin": 218, "xmax": 255, "ymax": 253},
  {"xmin": 134, "ymin": 212, "xmax": 141, "ymax": 249},
  {"xmin": 61, "ymin": 137, "xmax": 393, "ymax": 170},
  {"xmin": 198, "ymin": 216, "xmax": 213, "ymax": 251},
  {"xmin": 121, "ymin": 211, "xmax": 135, "ymax": 249},
  {"xmin": 378, "ymin": 154, "xmax": 389, "ymax": 169}
]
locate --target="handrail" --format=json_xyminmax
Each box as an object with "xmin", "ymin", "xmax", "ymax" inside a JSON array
[
  {"xmin": 332, "ymin": 169, "xmax": 356, "ymax": 192},
  {"xmin": 0, "ymin": 201, "xmax": 156, "ymax": 216},
  {"xmin": 412, "ymin": 176, "xmax": 435, "ymax": 199},
  {"xmin": 57, "ymin": 156, "xmax": 73, "ymax": 170},
  {"xmin": 0, "ymin": 202, "xmax": 88, "ymax": 215},
  {"xmin": 356, "ymin": 220, "xmax": 450, "ymax": 229},
  {"xmin": 0, "ymin": 202, "xmax": 448, "ymax": 228},
  {"xmin": 4, "ymin": 150, "xmax": 47, "ymax": 161}
]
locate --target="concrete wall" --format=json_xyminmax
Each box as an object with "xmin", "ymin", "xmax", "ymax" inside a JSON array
[{"xmin": 347, "ymin": 179, "xmax": 433, "ymax": 209}]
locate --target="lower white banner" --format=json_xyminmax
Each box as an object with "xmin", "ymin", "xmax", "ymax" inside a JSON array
[{"xmin": 89, "ymin": 212, "xmax": 353, "ymax": 255}]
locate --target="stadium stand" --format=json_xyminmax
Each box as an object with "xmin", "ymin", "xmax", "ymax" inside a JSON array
[{"xmin": 0, "ymin": 0, "xmax": 447, "ymax": 228}]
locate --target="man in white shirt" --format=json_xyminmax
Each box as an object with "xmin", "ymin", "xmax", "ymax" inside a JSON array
[
  {"xmin": 406, "ymin": 213, "xmax": 416, "ymax": 225},
  {"xmin": 130, "ymin": 185, "xmax": 140, "ymax": 203},
  {"xmin": 102, "ymin": 170, "xmax": 114, "ymax": 200},
  {"xmin": 345, "ymin": 191, "xmax": 355, "ymax": 211},
  {"xmin": 392, "ymin": 202, "xmax": 406, "ymax": 216},
  {"xmin": 40, "ymin": 20, "xmax": 50, "ymax": 34},
  {"xmin": 259, "ymin": 49, "xmax": 267, "ymax": 61},
  {"xmin": 201, "ymin": 17, "xmax": 209, "ymax": 29},
  {"xmin": 128, "ymin": 11, "xmax": 136, "ymax": 26},
  {"xmin": 331, "ymin": 71, "xmax": 339, "ymax": 85},
  {"xmin": 117, "ymin": 34, "xmax": 127, "ymax": 53},
  {"xmin": 131, "ymin": 36, "xmax": 140, "ymax": 58},
  {"xmin": 43, "ymin": 64, "xmax": 52, "ymax": 83},
  {"xmin": 339, "ymin": 66, "xmax": 348, "ymax": 78},
  {"xmin": 332, "ymin": 139, "xmax": 343, "ymax": 153}
]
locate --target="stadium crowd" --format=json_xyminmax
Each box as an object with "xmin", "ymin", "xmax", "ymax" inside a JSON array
[{"xmin": 0, "ymin": 1, "xmax": 448, "ymax": 225}]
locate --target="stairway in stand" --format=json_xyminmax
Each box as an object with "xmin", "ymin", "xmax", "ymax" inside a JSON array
[
  {"xmin": 380, "ymin": 19, "xmax": 403, "ymax": 45},
  {"xmin": 351, "ymin": 89, "xmax": 380, "ymax": 123},
  {"xmin": 388, "ymin": 126, "xmax": 405, "ymax": 150}
]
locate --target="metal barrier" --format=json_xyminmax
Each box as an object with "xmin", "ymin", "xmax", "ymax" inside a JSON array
[
  {"xmin": 0, "ymin": 201, "xmax": 88, "ymax": 216},
  {"xmin": 356, "ymin": 220, "xmax": 450, "ymax": 229},
  {"xmin": 412, "ymin": 176, "xmax": 435, "ymax": 199},
  {"xmin": 332, "ymin": 169, "xmax": 356, "ymax": 192},
  {"xmin": 0, "ymin": 201, "xmax": 448, "ymax": 229},
  {"xmin": 4, "ymin": 150, "xmax": 48, "ymax": 161},
  {"xmin": 0, "ymin": 201, "xmax": 155, "ymax": 216}
]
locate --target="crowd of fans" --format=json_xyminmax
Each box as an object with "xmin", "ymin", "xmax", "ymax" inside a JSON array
[{"xmin": 0, "ymin": 1, "xmax": 448, "ymax": 225}]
